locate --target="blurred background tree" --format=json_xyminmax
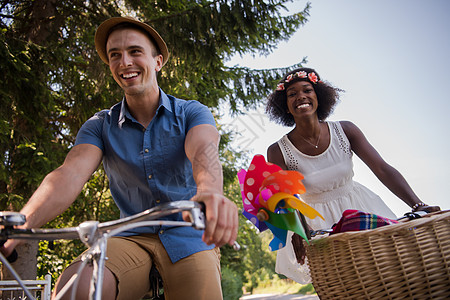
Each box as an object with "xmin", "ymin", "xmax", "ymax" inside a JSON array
[{"xmin": 0, "ymin": 0, "xmax": 309, "ymax": 295}]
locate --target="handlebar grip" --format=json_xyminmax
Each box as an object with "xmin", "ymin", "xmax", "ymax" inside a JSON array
[
  {"xmin": 199, "ymin": 201, "xmax": 206, "ymax": 213},
  {"xmin": 6, "ymin": 249, "xmax": 18, "ymax": 263},
  {"xmin": 0, "ymin": 240, "xmax": 18, "ymax": 263}
]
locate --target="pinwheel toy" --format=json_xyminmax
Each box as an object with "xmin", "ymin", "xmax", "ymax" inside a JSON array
[{"xmin": 238, "ymin": 154, "xmax": 324, "ymax": 251}]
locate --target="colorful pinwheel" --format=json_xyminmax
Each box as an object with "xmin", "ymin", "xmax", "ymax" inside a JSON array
[{"xmin": 239, "ymin": 155, "xmax": 324, "ymax": 251}]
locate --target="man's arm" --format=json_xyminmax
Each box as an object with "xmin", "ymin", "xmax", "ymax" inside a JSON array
[
  {"xmin": 184, "ymin": 124, "xmax": 238, "ymax": 247},
  {"xmin": 1, "ymin": 144, "xmax": 103, "ymax": 256}
]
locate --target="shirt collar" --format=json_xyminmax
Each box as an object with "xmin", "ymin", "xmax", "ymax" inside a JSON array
[
  {"xmin": 158, "ymin": 88, "xmax": 173, "ymax": 114},
  {"xmin": 117, "ymin": 88, "xmax": 172, "ymax": 128}
]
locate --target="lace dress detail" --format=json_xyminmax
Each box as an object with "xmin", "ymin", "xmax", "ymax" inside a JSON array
[
  {"xmin": 279, "ymin": 138, "xmax": 299, "ymax": 170},
  {"xmin": 332, "ymin": 122, "xmax": 351, "ymax": 155}
]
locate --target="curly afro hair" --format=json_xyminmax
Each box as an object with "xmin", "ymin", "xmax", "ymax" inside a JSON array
[{"xmin": 266, "ymin": 67, "xmax": 343, "ymax": 127}]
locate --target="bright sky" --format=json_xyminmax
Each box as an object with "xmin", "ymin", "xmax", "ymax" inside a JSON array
[{"xmin": 224, "ymin": 0, "xmax": 450, "ymax": 217}]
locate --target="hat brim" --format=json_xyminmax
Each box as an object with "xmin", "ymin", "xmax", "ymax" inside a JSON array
[{"xmin": 95, "ymin": 16, "xmax": 169, "ymax": 66}]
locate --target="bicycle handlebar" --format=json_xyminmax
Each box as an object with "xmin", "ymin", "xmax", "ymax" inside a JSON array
[{"xmin": 0, "ymin": 200, "xmax": 205, "ymax": 243}]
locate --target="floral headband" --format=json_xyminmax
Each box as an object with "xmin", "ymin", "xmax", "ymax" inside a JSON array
[{"xmin": 276, "ymin": 71, "xmax": 320, "ymax": 91}]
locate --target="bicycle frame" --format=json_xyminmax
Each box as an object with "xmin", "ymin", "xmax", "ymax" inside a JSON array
[{"xmin": 0, "ymin": 200, "xmax": 206, "ymax": 300}]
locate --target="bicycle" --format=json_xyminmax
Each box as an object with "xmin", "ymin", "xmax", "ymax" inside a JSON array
[{"xmin": 0, "ymin": 200, "xmax": 239, "ymax": 300}]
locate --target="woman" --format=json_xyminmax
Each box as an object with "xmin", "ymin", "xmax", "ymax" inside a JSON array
[{"xmin": 265, "ymin": 67, "xmax": 440, "ymax": 282}]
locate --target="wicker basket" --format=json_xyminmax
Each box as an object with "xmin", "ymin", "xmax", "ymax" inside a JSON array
[{"xmin": 306, "ymin": 210, "xmax": 450, "ymax": 299}]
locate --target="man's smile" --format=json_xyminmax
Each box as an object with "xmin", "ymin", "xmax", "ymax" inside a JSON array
[{"xmin": 121, "ymin": 72, "xmax": 140, "ymax": 79}]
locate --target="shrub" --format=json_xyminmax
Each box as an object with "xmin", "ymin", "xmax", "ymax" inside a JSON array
[{"xmin": 221, "ymin": 266, "xmax": 243, "ymax": 300}]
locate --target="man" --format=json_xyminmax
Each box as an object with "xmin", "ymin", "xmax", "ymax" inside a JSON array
[{"xmin": 2, "ymin": 16, "xmax": 238, "ymax": 299}]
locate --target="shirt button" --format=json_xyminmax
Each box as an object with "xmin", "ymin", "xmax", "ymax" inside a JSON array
[
  {"xmin": 148, "ymin": 175, "xmax": 152, "ymax": 179},
  {"xmin": 144, "ymin": 149, "xmax": 149, "ymax": 153}
]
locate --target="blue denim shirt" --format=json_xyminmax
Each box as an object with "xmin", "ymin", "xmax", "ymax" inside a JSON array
[{"xmin": 74, "ymin": 89, "xmax": 216, "ymax": 262}]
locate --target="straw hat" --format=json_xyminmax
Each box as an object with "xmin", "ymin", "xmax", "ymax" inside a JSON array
[{"xmin": 95, "ymin": 16, "xmax": 169, "ymax": 66}]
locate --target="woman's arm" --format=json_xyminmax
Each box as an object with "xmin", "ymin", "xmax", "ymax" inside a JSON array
[
  {"xmin": 340, "ymin": 120, "xmax": 439, "ymax": 212},
  {"xmin": 267, "ymin": 142, "xmax": 288, "ymax": 170}
]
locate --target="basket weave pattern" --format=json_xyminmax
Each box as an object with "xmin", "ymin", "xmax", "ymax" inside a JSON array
[{"xmin": 306, "ymin": 211, "xmax": 450, "ymax": 299}]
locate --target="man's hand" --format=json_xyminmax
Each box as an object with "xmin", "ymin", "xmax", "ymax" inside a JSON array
[{"xmin": 184, "ymin": 192, "xmax": 238, "ymax": 248}]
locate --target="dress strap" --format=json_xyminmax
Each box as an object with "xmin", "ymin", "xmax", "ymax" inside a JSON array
[
  {"xmin": 278, "ymin": 135, "xmax": 299, "ymax": 171},
  {"xmin": 331, "ymin": 122, "xmax": 351, "ymax": 156}
]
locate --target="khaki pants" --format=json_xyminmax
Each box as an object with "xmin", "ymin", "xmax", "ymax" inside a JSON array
[{"xmin": 71, "ymin": 233, "xmax": 222, "ymax": 300}]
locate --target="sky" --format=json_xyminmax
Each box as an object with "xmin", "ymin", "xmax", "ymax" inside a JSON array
[{"xmin": 224, "ymin": 0, "xmax": 450, "ymax": 217}]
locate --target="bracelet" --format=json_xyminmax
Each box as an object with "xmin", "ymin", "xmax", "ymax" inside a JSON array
[{"xmin": 412, "ymin": 202, "xmax": 427, "ymax": 211}]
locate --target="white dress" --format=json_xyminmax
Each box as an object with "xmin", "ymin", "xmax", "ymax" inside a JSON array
[{"xmin": 274, "ymin": 121, "xmax": 396, "ymax": 283}]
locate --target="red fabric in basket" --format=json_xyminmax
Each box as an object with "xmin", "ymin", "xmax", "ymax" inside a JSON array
[{"xmin": 330, "ymin": 209, "xmax": 398, "ymax": 234}]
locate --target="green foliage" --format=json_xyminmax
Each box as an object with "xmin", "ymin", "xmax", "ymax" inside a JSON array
[
  {"xmin": 0, "ymin": 30, "xmax": 66, "ymax": 209},
  {"xmin": 150, "ymin": 1, "xmax": 310, "ymax": 112},
  {"xmin": 249, "ymin": 275, "xmax": 312, "ymax": 295},
  {"xmin": 37, "ymin": 240, "xmax": 72, "ymax": 284},
  {"xmin": 297, "ymin": 283, "xmax": 316, "ymax": 295},
  {"xmin": 221, "ymin": 265, "xmax": 243, "ymax": 300}
]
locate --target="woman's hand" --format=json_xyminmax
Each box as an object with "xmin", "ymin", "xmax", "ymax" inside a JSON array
[
  {"xmin": 415, "ymin": 204, "xmax": 441, "ymax": 213},
  {"xmin": 291, "ymin": 233, "xmax": 307, "ymax": 265}
]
